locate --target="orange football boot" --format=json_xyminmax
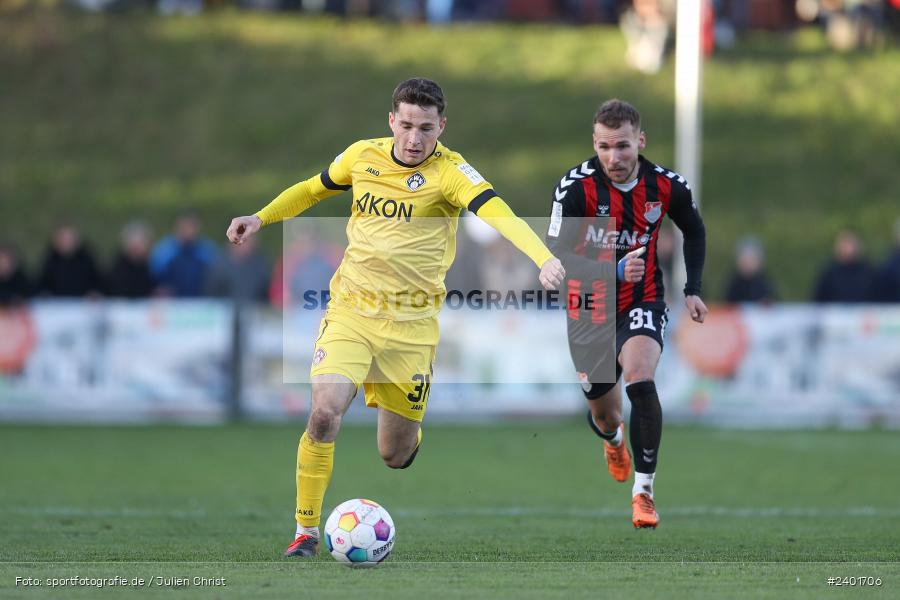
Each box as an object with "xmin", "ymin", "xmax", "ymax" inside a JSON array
[
  {"xmin": 631, "ymin": 492, "xmax": 659, "ymax": 529},
  {"xmin": 604, "ymin": 423, "xmax": 632, "ymax": 483}
]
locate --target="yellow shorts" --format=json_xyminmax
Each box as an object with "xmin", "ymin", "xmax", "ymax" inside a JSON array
[{"xmin": 309, "ymin": 306, "xmax": 439, "ymax": 422}]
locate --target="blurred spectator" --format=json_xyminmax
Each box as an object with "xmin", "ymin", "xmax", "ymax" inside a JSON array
[
  {"xmin": 481, "ymin": 237, "xmax": 537, "ymax": 296},
  {"xmin": 873, "ymin": 218, "xmax": 900, "ymax": 302},
  {"xmin": 813, "ymin": 230, "xmax": 875, "ymax": 303},
  {"xmin": 38, "ymin": 223, "xmax": 104, "ymax": 297},
  {"xmin": 889, "ymin": 0, "xmax": 900, "ymax": 38},
  {"xmin": 426, "ymin": 0, "xmax": 454, "ymax": 23},
  {"xmin": 0, "ymin": 244, "xmax": 31, "ymax": 306},
  {"xmin": 157, "ymin": 0, "xmax": 203, "ymax": 16},
  {"xmin": 271, "ymin": 231, "xmax": 343, "ymax": 309},
  {"xmin": 205, "ymin": 236, "xmax": 271, "ymax": 304},
  {"xmin": 445, "ymin": 213, "xmax": 488, "ymax": 295},
  {"xmin": 724, "ymin": 236, "xmax": 776, "ymax": 303},
  {"xmin": 621, "ymin": 0, "xmax": 674, "ymax": 74},
  {"xmin": 150, "ymin": 213, "xmax": 218, "ymax": 298},
  {"xmin": 797, "ymin": 0, "xmax": 886, "ymax": 50},
  {"xmin": 108, "ymin": 221, "xmax": 156, "ymax": 299}
]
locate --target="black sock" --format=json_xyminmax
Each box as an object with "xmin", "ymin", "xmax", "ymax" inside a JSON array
[
  {"xmin": 585, "ymin": 410, "xmax": 617, "ymax": 441},
  {"xmin": 626, "ymin": 380, "xmax": 662, "ymax": 473}
]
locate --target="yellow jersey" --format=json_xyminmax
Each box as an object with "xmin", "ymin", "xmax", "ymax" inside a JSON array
[{"xmin": 256, "ymin": 137, "xmax": 552, "ymax": 320}]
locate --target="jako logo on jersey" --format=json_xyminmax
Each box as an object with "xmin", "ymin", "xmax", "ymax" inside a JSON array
[
  {"xmin": 366, "ymin": 167, "xmax": 380, "ymax": 176},
  {"xmin": 355, "ymin": 191, "xmax": 413, "ymax": 222},
  {"xmin": 585, "ymin": 225, "xmax": 651, "ymax": 248},
  {"xmin": 406, "ymin": 171, "xmax": 426, "ymax": 191},
  {"xmin": 644, "ymin": 201, "xmax": 662, "ymax": 223}
]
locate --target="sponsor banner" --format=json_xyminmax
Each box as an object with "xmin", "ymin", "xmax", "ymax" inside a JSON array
[
  {"xmin": 0, "ymin": 300, "xmax": 230, "ymax": 423},
  {"xmin": 2, "ymin": 302, "xmax": 899, "ymax": 427},
  {"xmin": 656, "ymin": 305, "xmax": 900, "ymax": 427}
]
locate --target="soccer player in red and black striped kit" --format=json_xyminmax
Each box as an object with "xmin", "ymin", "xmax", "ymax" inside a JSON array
[{"xmin": 547, "ymin": 99, "xmax": 707, "ymax": 528}]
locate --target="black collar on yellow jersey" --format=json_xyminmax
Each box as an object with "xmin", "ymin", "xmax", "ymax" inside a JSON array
[{"xmin": 390, "ymin": 144, "xmax": 438, "ymax": 169}]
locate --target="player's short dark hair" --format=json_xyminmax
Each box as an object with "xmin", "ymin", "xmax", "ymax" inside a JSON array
[
  {"xmin": 593, "ymin": 99, "xmax": 641, "ymax": 131},
  {"xmin": 392, "ymin": 78, "xmax": 446, "ymax": 116}
]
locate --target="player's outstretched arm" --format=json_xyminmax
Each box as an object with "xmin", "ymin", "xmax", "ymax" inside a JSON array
[
  {"xmin": 232, "ymin": 144, "xmax": 358, "ymax": 244},
  {"xmin": 473, "ymin": 196, "xmax": 566, "ymax": 290},
  {"xmin": 226, "ymin": 215, "xmax": 262, "ymax": 245}
]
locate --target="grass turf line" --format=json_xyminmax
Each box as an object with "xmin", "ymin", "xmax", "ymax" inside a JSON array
[{"xmin": 1, "ymin": 423, "xmax": 898, "ymax": 597}]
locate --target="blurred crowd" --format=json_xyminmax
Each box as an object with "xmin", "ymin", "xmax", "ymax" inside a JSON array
[
  {"xmin": 0, "ymin": 214, "xmax": 279, "ymax": 306},
  {"xmin": 722, "ymin": 222, "xmax": 900, "ymax": 304},
  {"xmin": 69, "ymin": 0, "xmax": 900, "ymax": 78},
  {"xmin": 2, "ymin": 214, "xmax": 899, "ymax": 307},
  {"xmin": 73, "ymin": 0, "xmax": 900, "ymax": 47}
]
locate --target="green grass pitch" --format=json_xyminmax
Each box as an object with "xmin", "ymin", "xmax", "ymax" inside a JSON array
[{"xmin": 2, "ymin": 422, "xmax": 898, "ymax": 598}]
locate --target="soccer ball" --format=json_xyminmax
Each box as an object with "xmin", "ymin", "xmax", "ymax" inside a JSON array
[{"xmin": 324, "ymin": 499, "xmax": 395, "ymax": 567}]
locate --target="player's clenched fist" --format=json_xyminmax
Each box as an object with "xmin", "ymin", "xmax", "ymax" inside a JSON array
[
  {"xmin": 684, "ymin": 295, "xmax": 708, "ymax": 323},
  {"xmin": 227, "ymin": 215, "xmax": 262, "ymax": 244},
  {"xmin": 539, "ymin": 257, "xmax": 566, "ymax": 290},
  {"xmin": 618, "ymin": 246, "xmax": 646, "ymax": 283}
]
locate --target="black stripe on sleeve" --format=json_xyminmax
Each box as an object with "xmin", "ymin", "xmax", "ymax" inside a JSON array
[
  {"xmin": 467, "ymin": 189, "xmax": 498, "ymax": 214},
  {"xmin": 320, "ymin": 169, "xmax": 351, "ymax": 191}
]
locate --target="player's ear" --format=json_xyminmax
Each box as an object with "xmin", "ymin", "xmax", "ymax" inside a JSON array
[
  {"xmin": 638, "ymin": 131, "xmax": 646, "ymax": 150},
  {"xmin": 438, "ymin": 116, "xmax": 446, "ymax": 135},
  {"xmin": 388, "ymin": 111, "xmax": 396, "ymax": 128}
]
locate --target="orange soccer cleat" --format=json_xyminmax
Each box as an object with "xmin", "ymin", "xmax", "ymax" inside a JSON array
[
  {"xmin": 631, "ymin": 493, "xmax": 659, "ymax": 529},
  {"xmin": 604, "ymin": 423, "xmax": 632, "ymax": 483},
  {"xmin": 284, "ymin": 534, "xmax": 319, "ymax": 558}
]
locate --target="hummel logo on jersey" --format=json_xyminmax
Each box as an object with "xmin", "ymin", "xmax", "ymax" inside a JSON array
[
  {"xmin": 654, "ymin": 165, "xmax": 690, "ymax": 189},
  {"xmin": 554, "ymin": 161, "xmax": 596, "ymax": 201},
  {"xmin": 406, "ymin": 171, "xmax": 426, "ymax": 191},
  {"xmin": 598, "ymin": 205, "xmax": 609, "ymax": 215},
  {"xmin": 355, "ymin": 191, "xmax": 413, "ymax": 222},
  {"xmin": 366, "ymin": 167, "xmax": 380, "ymax": 176}
]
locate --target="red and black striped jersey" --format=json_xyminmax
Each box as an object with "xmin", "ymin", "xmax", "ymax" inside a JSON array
[{"xmin": 546, "ymin": 155, "xmax": 705, "ymax": 315}]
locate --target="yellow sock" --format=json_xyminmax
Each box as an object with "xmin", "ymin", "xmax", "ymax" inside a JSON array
[{"xmin": 295, "ymin": 431, "xmax": 334, "ymax": 528}]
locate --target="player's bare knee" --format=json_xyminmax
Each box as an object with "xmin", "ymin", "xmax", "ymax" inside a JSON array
[
  {"xmin": 595, "ymin": 411, "xmax": 621, "ymax": 432},
  {"xmin": 622, "ymin": 366, "xmax": 656, "ymax": 385},
  {"xmin": 307, "ymin": 407, "xmax": 342, "ymax": 440}
]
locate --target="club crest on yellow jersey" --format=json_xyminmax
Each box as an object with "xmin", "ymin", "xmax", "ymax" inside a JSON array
[{"xmin": 406, "ymin": 171, "xmax": 426, "ymax": 191}]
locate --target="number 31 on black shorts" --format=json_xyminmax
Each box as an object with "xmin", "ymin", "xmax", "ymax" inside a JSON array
[{"xmin": 615, "ymin": 301, "xmax": 669, "ymax": 356}]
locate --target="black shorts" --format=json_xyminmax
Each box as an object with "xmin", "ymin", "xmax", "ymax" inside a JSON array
[
  {"xmin": 615, "ymin": 301, "xmax": 669, "ymax": 358},
  {"xmin": 570, "ymin": 301, "xmax": 669, "ymax": 398}
]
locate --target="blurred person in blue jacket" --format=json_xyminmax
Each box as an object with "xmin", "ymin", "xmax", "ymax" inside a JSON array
[{"xmin": 150, "ymin": 212, "xmax": 217, "ymax": 297}]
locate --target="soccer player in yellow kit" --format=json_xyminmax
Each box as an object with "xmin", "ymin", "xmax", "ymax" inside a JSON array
[{"xmin": 226, "ymin": 78, "xmax": 565, "ymax": 558}]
